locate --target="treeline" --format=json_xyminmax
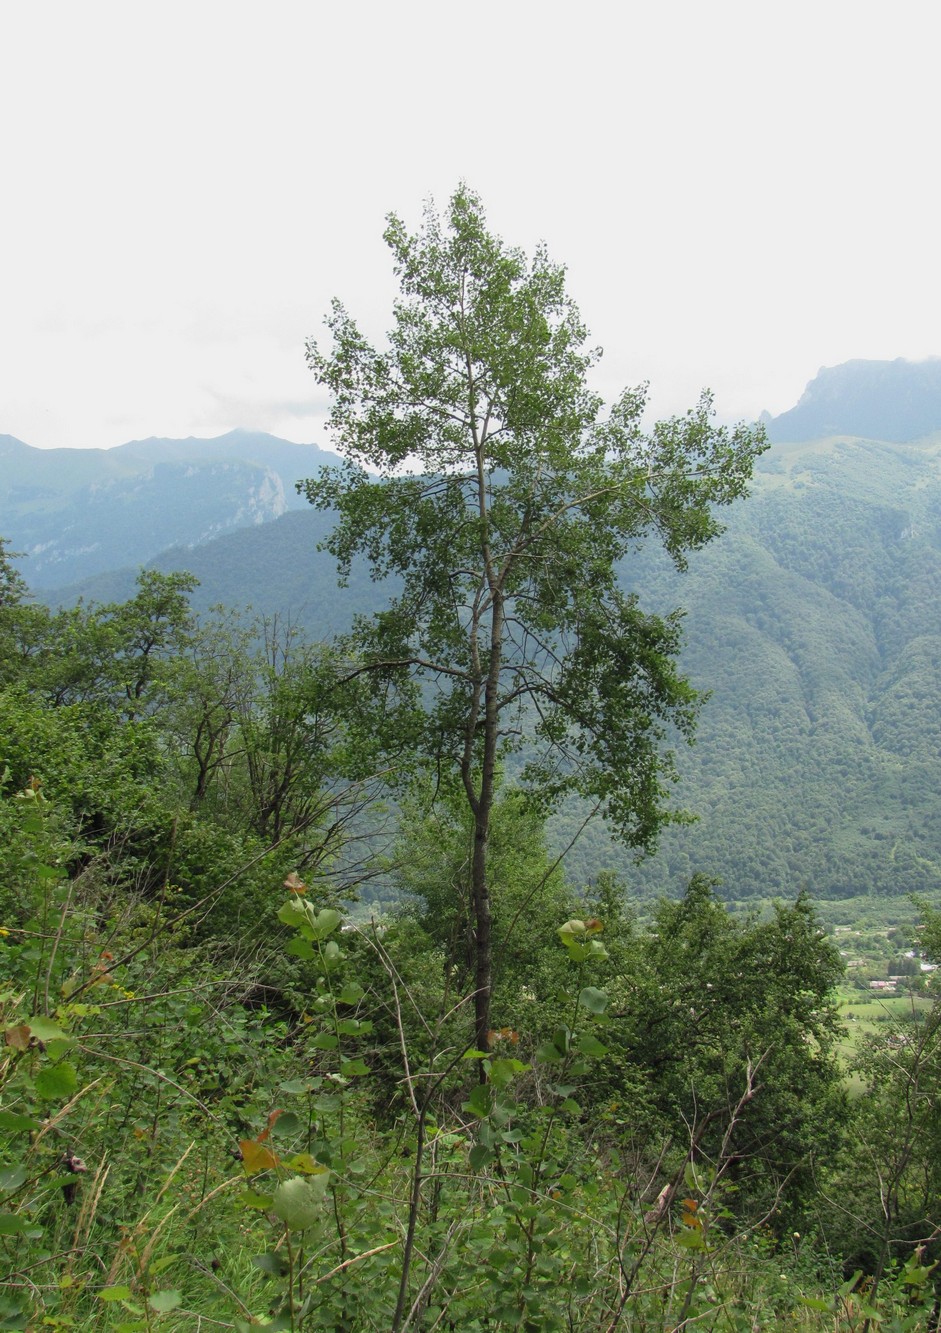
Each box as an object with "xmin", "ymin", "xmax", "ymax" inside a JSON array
[{"xmin": 1, "ymin": 554, "xmax": 940, "ymax": 1329}]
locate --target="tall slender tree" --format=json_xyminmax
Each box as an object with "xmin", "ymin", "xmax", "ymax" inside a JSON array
[{"xmin": 301, "ymin": 186, "xmax": 766, "ymax": 1056}]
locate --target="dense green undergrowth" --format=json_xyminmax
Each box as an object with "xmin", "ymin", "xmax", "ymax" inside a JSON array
[
  {"xmin": 0, "ymin": 543, "xmax": 939, "ymax": 1325},
  {"xmin": 5, "ymin": 187, "xmax": 941, "ymax": 1329},
  {"xmin": 1, "ymin": 688, "xmax": 939, "ymax": 1327},
  {"xmin": 2, "ymin": 198, "xmax": 941, "ymax": 1322}
]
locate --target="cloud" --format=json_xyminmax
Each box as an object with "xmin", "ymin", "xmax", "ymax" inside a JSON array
[{"xmin": 4, "ymin": 2, "xmax": 939, "ymax": 447}]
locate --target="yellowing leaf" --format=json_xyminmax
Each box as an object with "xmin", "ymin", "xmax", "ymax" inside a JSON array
[
  {"xmin": 239, "ymin": 1140, "xmax": 280, "ymax": 1175},
  {"xmin": 285, "ymin": 1152, "xmax": 321, "ymax": 1174}
]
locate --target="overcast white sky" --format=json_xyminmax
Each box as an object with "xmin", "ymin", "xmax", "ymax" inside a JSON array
[{"xmin": 3, "ymin": 0, "xmax": 938, "ymax": 450}]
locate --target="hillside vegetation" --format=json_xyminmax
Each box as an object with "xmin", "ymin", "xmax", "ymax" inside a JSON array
[
  {"xmin": 1, "ymin": 550, "xmax": 940, "ymax": 1328},
  {"xmin": 3, "ymin": 184, "xmax": 941, "ymax": 1326},
  {"xmin": 615, "ymin": 430, "xmax": 941, "ymax": 901}
]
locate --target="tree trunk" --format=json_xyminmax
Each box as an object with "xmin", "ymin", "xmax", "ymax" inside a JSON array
[{"xmin": 471, "ymin": 592, "xmax": 504, "ymax": 1069}]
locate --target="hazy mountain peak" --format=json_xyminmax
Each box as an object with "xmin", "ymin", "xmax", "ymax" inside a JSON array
[{"xmin": 767, "ymin": 357, "xmax": 941, "ymax": 443}]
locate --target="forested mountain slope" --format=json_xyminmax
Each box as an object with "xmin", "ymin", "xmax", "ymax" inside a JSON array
[
  {"xmin": 34, "ymin": 429, "xmax": 941, "ymax": 902},
  {"xmin": 0, "ymin": 429, "xmax": 338, "ymax": 587},
  {"xmin": 613, "ymin": 432, "xmax": 941, "ymax": 899},
  {"xmin": 9, "ymin": 355, "xmax": 941, "ymax": 901}
]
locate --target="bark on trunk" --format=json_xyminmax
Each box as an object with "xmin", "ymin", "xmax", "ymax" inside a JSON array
[{"xmin": 471, "ymin": 591, "xmax": 503, "ymax": 1072}]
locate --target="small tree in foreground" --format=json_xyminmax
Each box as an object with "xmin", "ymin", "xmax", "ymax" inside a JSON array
[{"xmin": 301, "ymin": 186, "xmax": 766, "ymax": 1056}]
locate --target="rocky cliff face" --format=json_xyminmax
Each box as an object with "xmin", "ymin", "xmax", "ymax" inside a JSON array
[
  {"xmin": 767, "ymin": 358, "xmax": 941, "ymax": 443},
  {"xmin": 0, "ymin": 430, "xmax": 338, "ymax": 588}
]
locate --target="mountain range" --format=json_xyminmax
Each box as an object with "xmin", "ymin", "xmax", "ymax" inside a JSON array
[
  {"xmin": 764, "ymin": 356, "xmax": 941, "ymax": 443},
  {"xmin": 0, "ymin": 429, "xmax": 340, "ymax": 589},
  {"xmin": 5, "ymin": 358, "xmax": 941, "ymax": 905}
]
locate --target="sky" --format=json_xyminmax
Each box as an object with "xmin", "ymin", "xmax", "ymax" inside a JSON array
[{"xmin": 3, "ymin": 0, "xmax": 939, "ymax": 450}]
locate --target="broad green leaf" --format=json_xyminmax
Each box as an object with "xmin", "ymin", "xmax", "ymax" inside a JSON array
[
  {"xmin": 576, "ymin": 1033, "xmax": 608, "ymax": 1058},
  {"xmin": 147, "ymin": 1291, "xmax": 181, "ymax": 1313},
  {"xmin": 25, "ymin": 1016, "xmax": 70, "ymax": 1043},
  {"xmin": 577, "ymin": 986, "xmax": 608, "ymax": 1015},
  {"xmin": 239, "ymin": 1189, "xmax": 274, "ymax": 1210},
  {"xmin": 339, "ymin": 1058, "xmax": 369, "ymax": 1077},
  {"xmin": 488, "ymin": 1057, "xmax": 527, "ymax": 1089},
  {"xmin": 463, "ymin": 1084, "xmax": 492, "ymax": 1119},
  {"xmin": 0, "ymin": 1112, "xmax": 41, "ymax": 1132},
  {"xmin": 855, "ymin": 1302, "xmax": 883, "ymax": 1321},
  {"xmin": 0, "ymin": 1213, "xmax": 27, "ymax": 1235},
  {"xmin": 683, "ymin": 1161, "xmax": 712, "ymax": 1193},
  {"xmin": 98, "ymin": 1286, "xmax": 134, "ymax": 1302},
  {"xmin": 34, "ymin": 1061, "xmax": 78, "ymax": 1100},
  {"xmin": 277, "ymin": 898, "xmax": 310, "ymax": 930},
  {"xmin": 44, "ymin": 1037, "xmax": 74, "ymax": 1062},
  {"xmin": 310, "ymin": 908, "xmax": 342, "ymax": 940},
  {"xmin": 0, "ymin": 1166, "xmax": 27, "ymax": 1191},
  {"xmin": 469, "ymin": 1144, "xmax": 494, "ymax": 1170},
  {"xmin": 271, "ymin": 1173, "xmax": 330, "ymax": 1230},
  {"xmin": 336, "ymin": 1017, "xmax": 371, "ymax": 1035}
]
